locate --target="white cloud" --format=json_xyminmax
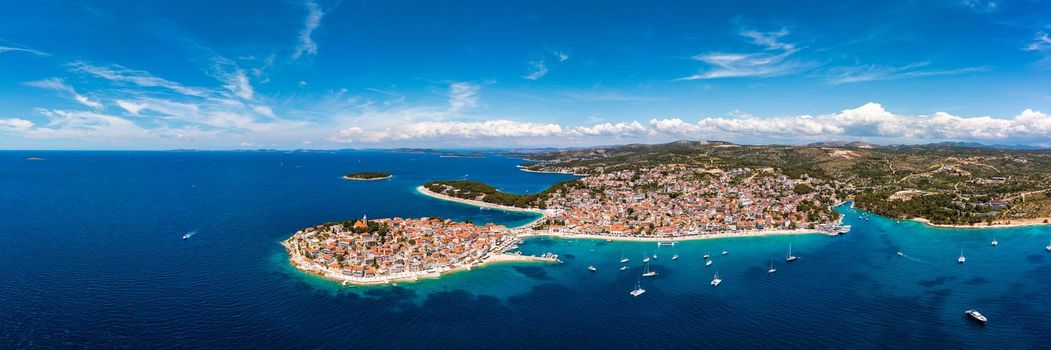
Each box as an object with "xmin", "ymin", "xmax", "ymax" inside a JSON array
[
  {"xmin": 570, "ymin": 121, "xmax": 652, "ymax": 137},
  {"xmin": 1, "ymin": 110, "xmax": 151, "ymax": 140},
  {"xmin": 291, "ymin": 0, "xmax": 324, "ymax": 60},
  {"xmin": 677, "ymin": 28, "xmax": 810, "ymax": 81},
  {"xmin": 116, "ymin": 100, "xmax": 148, "ymax": 115},
  {"xmin": 555, "ymin": 51, "xmax": 570, "ymax": 62},
  {"xmin": 69, "ymin": 61, "xmax": 210, "ymax": 97},
  {"xmin": 0, "ymin": 45, "xmax": 48, "ymax": 56},
  {"xmin": 824, "ymin": 62, "xmax": 987, "ymax": 84},
  {"xmin": 1026, "ymin": 31, "xmax": 1051, "ymax": 52},
  {"xmin": 448, "ymin": 82, "xmax": 480, "ymax": 112},
  {"xmin": 210, "ymin": 58, "xmax": 254, "ymax": 100},
  {"xmin": 523, "ymin": 60, "xmax": 548, "ymax": 80},
  {"xmin": 24, "ymin": 78, "xmax": 104, "ymax": 110},
  {"xmin": 332, "ymin": 120, "xmax": 565, "ymax": 143}
]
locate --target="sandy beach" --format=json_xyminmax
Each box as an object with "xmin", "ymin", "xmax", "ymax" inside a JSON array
[{"xmin": 911, "ymin": 217, "xmax": 1051, "ymax": 229}]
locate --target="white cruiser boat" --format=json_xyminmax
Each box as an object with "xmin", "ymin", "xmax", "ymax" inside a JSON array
[
  {"xmin": 671, "ymin": 254, "xmax": 679, "ymax": 260},
  {"xmin": 721, "ymin": 248, "xmax": 728, "ymax": 256},
  {"xmin": 620, "ymin": 257, "xmax": 630, "ymax": 264},
  {"xmin": 619, "ymin": 266, "xmax": 628, "ymax": 271},
  {"xmin": 1045, "ymin": 239, "xmax": 1051, "ymax": 251},
  {"xmin": 705, "ymin": 260, "xmax": 713, "ymax": 267},
  {"xmin": 786, "ymin": 244, "xmax": 798, "ymax": 262},
  {"xmin": 588, "ymin": 265, "xmax": 597, "ymax": 272},
  {"xmin": 991, "ymin": 236, "xmax": 998, "ymax": 246},
  {"xmin": 643, "ymin": 257, "xmax": 651, "ymax": 264},
  {"xmin": 182, "ymin": 233, "xmax": 191, "ymax": 240},
  {"xmin": 958, "ymin": 249, "xmax": 966, "ymax": 264},
  {"xmin": 710, "ymin": 272, "xmax": 722, "ymax": 287},
  {"xmin": 965, "ymin": 309, "xmax": 987, "ymax": 323},
  {"xmin": 896, "ymin": 251, "xmax": 905, "ymax": 257},
  {"xmin": 703, "ymin": 251, "xmax": 710, "ymax": 260},
  {"xmin": 630, "ymin": 278, "xmax": 646, "ymax": 297}
]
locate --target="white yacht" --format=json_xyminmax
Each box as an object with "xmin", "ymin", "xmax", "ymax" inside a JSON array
[
  {"xmin": 671, "ymin": 254, "xmax": 680, "ymax": 260},
  {"xmin": 786, "ymin": 244, "xmax": 798, "ymax": 262},
  {"xmin": 958, "ymin": 249, "xmax": 966, "ymax": 264},
  {"xmin": 991, "ymin": 236, "xmax": 998, "ymax": 246},
  {"xmin": 721, "ymin": 247, "xmax": 728, "ymax": 256},
  {"xmin": 182, "ymin": 233, "xmax": 191, "ymax": 240},
  {"xmin": 1045, "ymin": 239, "xmax": 1051, "ymax": 252},
  {"xmin": 620, "ymin": 256, "xmax": 630, "ymax": 264},
  {"xmin": 896, "ymin": 251, "xmax": 905, "ymax": 257},
  {"xmin": 619, "ymin": 266, "xmax": 628, "ymax": 271},
  {"xmin": 705, "ymin": 260, "xmax": 713, "ymax": 267},
  {"xmin": 643, "ymin": 256, "xmax": 651, "ymax": 264},
  {"xmin": 630, "ymin": 278, "xmax": 646, "ymax": 297},
  {"xmin": 965, "ymin": 309, "xmax": 987, "ymax": 323},
  {"xmin": 642, "ymin": 263, "xmax": 657, "ymax": 277},
  {"xmin": 710, "ymin": 272, "xmax": 722, "ymax": 287},
  {"xmin": 588, "ymin": 265, "xmax": 597, "ymax": 272},
  {"xmin": 703, "ymin": 251, "xmax": 710, "ymax": 260},
  {"xmin": 767, "ymin": 258, "xmax": 777, "ymax": 273}
]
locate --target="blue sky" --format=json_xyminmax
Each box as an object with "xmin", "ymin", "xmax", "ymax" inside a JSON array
[{"xmin": 2, "ymin": 0, "xmax": 1051, "ymax": 149}]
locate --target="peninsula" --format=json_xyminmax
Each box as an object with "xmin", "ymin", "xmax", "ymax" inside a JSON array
[{"xmin": 343, "ymin": 172, "xmax": 392, "ymax": 180}]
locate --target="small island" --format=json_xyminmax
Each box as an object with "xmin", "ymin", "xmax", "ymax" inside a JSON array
[{"xmin": 343, "ymin": 172, "xmax": 392, "ymax": 181}]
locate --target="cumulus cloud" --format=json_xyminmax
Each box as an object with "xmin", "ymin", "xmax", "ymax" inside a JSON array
[
  {"xmin": 332, "ymin": 120, "xmax": 565, "ymax": 143},
  {"xmin": 291, "ymin": 0, "xmax": 324, "ymax": 60},
  {"xmin": 24, "ymin": 78, "xmax": 103, "ymax": 110},
  {"xmin": 570, "ymin": 121, "xmax": 652, "ymax": 137}
]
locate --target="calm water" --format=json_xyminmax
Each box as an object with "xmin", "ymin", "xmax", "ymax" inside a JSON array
[{"xmin": 2, "ymin": 151, "xmax": 1050, "ymax": 348}]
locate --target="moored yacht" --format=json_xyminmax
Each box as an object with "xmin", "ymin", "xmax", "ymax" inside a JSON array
[
  {"xmin": 710, "ymin": 272, "xmax": 722, "ymax": 286},
  {"xmin": 721, "ymin": 247, "xmax": 728, "ymax": 256},
  {"xmin": 705, "ymin": 259, "xmax": 713, "ymax": 267},
  {"xmin": 965, "ymin": 309, "xmax": 987, "ymax": 323},
  {"xmin": 991, "ymin": 235, "xmax": 998, "ymax": 246},
  {"xmin": 620, "ymin": 256, "xmax": 630, "ymax": 264},
  {"xmin": 630, "ymin": 278, "xmax": 646, "ymax": 297},
  {"xmin": 642, "ymin": 263, "xmax": 657, "ymax": 277},
  {"xmin": 703, "ymin": 251, "xmax": 710, "ymax": 260},
  {"xmin": 767, "ymin": 258, "xmax": 777, "ymax": 273},
  {"xmin": 1045, "ymin": 239, "xmax": 1051, "ymax": 252},
  {"xmin": 671, "ymin": 254, "xmax": 679, "ymax": 260},
  {"xmin": 958, "ymin": 249, "xmax": 966, "ymax": 264},
  {"xmin": 588, "ymin": 265, "xmax": 597, "ymax": 272},
  {"xmin": 786, "ymin": 244, "xmax": 798, "ymax": 262},
  {"xmin": 619, "ymin": 266, "xmax": 628, "ymax": 271}
]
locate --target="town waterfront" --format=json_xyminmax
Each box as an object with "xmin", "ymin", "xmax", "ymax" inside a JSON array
[{"xmin": 3, "ymin": 151, "xmax": 1051, "ymax": 348}]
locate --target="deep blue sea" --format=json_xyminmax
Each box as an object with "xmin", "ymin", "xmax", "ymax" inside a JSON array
[{"xmin": 3, "ymin": 151, "xmax": 1051, "ymax": 348}]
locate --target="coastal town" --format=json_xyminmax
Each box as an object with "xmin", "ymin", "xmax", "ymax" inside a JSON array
[
  {"xmin": 283, "ymin": 216, "xmax": 557, "ymax": 285},
  {"xmin": 286, "ymin": 163, "xmax": 851, "ymax": 285}
]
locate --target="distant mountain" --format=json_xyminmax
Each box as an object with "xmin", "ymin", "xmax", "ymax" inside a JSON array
[
  {"xmin": 916, "ymin": 142, "xmax": 1046, "ymax": 150},
  {"xmin": 806, "ymin": 141, "xmax": 878, "ymax": 149}
]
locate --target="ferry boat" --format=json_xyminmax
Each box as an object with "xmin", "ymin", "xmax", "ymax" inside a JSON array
[
  {"xmin": 630, "ymin": 278, "xmax": 646, "ymax": 297},
  {"xmin": 958, "ymin": 249, "xmax": 966, "ymax": 264},
  {"xmin": 588, "ymin": 265, "xmax": 597, "ymax": 272},
  {"xmin": 642, "ymin": 264, "xmax": 657, "ymax": 277},
  {"xmin": 671, "ymin": 254, "xmax": 679, "ymax": 260},
  {"xmin": 786, "ymin": 244, "xmax": 798, "ymax": 262},
  {"xmin": 710, "ymin": 272, "xmax": 722, "ymax": 287},
  {"xmin": 965, "ymin": 309, "xmax": 987, "ymax": 323},
  {"xmin": 767, "ymin": 259, "xmax": 777, "ymax": 273},
  {"xmin": 705, "ymin": 260, "xmax": 713, "ymax": 267}
]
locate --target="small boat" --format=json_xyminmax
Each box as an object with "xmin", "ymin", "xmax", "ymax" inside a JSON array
[
  {"xmin": 767, "ymin": 258, "xmax": 777, "ymax": 274},
  {"xmin": 619, "ymin": 266, "xmax": 628, "ymax": 271},
  {"xmin": 721, "ymin": 247, "xmax": 728, "ymax": 256},
  {"xmin": 671, "ymin": 254, "xmax": 680, "ymax": 260},
  {"xmin": 991, "ymin": 236, "xmax": 998, "ymax": 246},
  {"xmin": 652, "ymin": 254, "xmax": 658, "ymax": 260},
  {"xmin": 588, "ymin": 265, "xmax": 597, "ymax": 272},
  {"xmin": 643, "ymin": 257, "xmax": 651, "ymax": 264},
  {"xmin": 630, "ymin": 278, "xmax": 646, "ymax": 297},
  {"xmin": 182, "ymin": 233, "xmax": 191, "ymax": 240},
  {"xmin": 965, "ymin": 309, "xmax": 987, "ymax": 323},
  {"xmin": 786, "ymin": 244, "xmax": 798, "ymax": 262},
  {"xmin": 342, "ymin": 279, "xmax": 350, "ymax": 287},
  {"xmin": 958, "ymin": 249, "xmax": 966, "ymax": 264},
  {"xmin": 705, "ymin": 260, "xmax": 713, "ymax": 267},
  {"xmin": 1045, "ymin": 239, "xmax": 1051, "ymax": 252},
  {"xmin": 703, "ymin": 251, "xmax": 710, "ymax": 260},
  {"xmin": 620, "ymin": 255, "xmax": 630, "ymax": 263},
  {"xmin": 896, "ymin": 251, "xmax": 905, "ymax": 257},
  {"xmin": 710, "ymin": 272, "xmax": 722, "ymax": 287},
  {"xmin": 642, "ymin": 264, "xmax": 657, "ymax": 277}
]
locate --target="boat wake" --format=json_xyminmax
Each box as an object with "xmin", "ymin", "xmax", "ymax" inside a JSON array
[{"xmin": 183, "ymin": 230, "xmax": 198, "ymax": 240}]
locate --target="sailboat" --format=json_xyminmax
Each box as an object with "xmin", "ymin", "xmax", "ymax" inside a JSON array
[
  {"xmin": 620, "ymin": 253, "xmax": 630, "ymax": 264},
  {"xmin": 958, "ymin": 249, "xmax": 966, "ymax": 264},
  {"xmin": 991, "ymin": 235, "xmax": 998, "ymax": 246},
  {"xmin": 703, "ymin": 251, "xmax": 710, "ymax": 260},
  {"xmin": 642, "ymin": 251, "xmax": 651, "ymax": 264},
  {"xmin": 653, "ymin": 245, "xmax": 659, "ymax": 260},
  {"xmin": 786, "ymin": 243, "xmax": 798, "ymax": 262},
  {"xmin": 768, "ymin": 258, "xmax": 777, "ymax": 273},
  {"xmin": 619, "ymin": 266, "xmax": 628, "ymax": 271},
  {"xmin": 630, "ymin": 277, "xmax": 646, "ymax": 297},
  {"xmin": 721, "ymin": 247, "xmax": 728, "ymax": 256},
  {"xmin": 710, "ymin": 272, "xmax": 722, "ymax": 286},
  {"xmin": 642, "ymin": 263, "xmax": 657, "ymax": 277},
  {"xmin": 705, "ymin": 259, "xmax": 713, "ymax": 267}
]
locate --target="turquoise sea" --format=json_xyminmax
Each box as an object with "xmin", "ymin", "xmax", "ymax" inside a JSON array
[{"xmin": 2, "ymin": 151, "xmax": 1050, "ymax": 348}]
